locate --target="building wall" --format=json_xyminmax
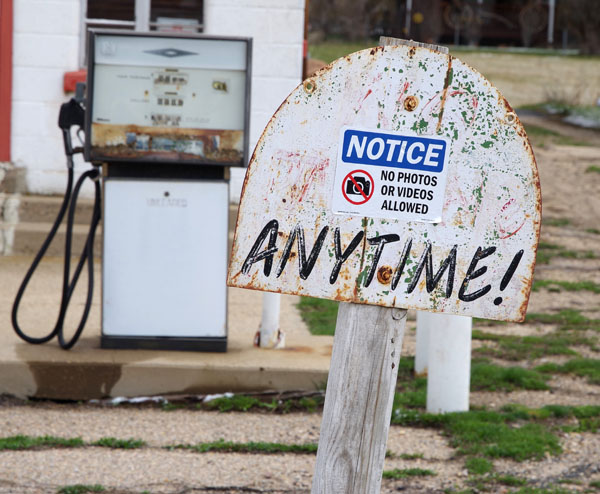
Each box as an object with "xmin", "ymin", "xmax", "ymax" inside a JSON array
[
  {"xmin": 10, "ymin": 0, "xmax": 305, "ymax": 201},
  {"xmin": 204, "ymin": 0, "xmax": 305, "ymax": 200},
  {"xmin": 11, "ymin": 0, "xmax": 82, "ymax": 194}
]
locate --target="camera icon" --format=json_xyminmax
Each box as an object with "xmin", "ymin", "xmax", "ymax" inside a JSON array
[{"xmin": 345, "ymin": 176, "xmax": 371, "ymax": 196}]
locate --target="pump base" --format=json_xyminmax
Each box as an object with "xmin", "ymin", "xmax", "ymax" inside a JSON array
[{"xmin": 100, "ymin": 335, "xmax": 227, "ymax": 352}]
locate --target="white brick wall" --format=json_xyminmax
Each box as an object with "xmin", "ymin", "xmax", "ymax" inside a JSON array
[
  {"xmin": 11, "ymin": 0, "xmax": 84, "ymax": 195},
  {"xmin": 204, "ymin": 0, "xmax": 305, "ymax": 201},
  {"xmin": 11, "ymin": 0, "xmax": 305, "ymax": 200}
]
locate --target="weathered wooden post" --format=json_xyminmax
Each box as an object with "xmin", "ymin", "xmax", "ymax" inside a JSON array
[{"xmin": 228, "ymin": 35, "xmax": 540, "ymax": 493}]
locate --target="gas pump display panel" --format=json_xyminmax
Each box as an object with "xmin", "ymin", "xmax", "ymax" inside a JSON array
[{"xmin": 85, "ymin": 31, "xmax": 251, "ymax": 167}]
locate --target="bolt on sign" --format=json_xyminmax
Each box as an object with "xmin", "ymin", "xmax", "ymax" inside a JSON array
[{"xmin": 228, "ymin": 44, "xmax": 541, "ymax": 322}]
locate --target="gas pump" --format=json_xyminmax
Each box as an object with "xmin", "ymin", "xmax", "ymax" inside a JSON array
[{"xmin": 12, "ymin": 30, "xmax": 252, "ymax": 352}]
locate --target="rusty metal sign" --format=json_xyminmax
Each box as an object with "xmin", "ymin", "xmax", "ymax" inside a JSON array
[{"xmin": 227, "ymin": 44, "xmax": 541, "ymax": 322}]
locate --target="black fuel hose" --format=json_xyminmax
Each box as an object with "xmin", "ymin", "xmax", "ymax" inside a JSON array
[{"xmin": 11, "ymin": 157, "xmax": 101, "ymax": 350}]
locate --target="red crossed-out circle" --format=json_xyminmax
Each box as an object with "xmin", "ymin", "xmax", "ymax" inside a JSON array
[{"xmin": 341, "ymin": 169, "xmax": 375, "ymax": 205}]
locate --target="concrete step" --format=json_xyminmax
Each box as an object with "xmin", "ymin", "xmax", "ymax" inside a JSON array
[
  {"xmin": 3, "ymin": 193, "xmax": 97, "ymax": 225},
  {"xmin": 2, "ymin": 221, "xmax": 103, "ymax": 257}
]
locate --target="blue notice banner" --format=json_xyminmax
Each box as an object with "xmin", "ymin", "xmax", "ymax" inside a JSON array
[{"xmin": 341, "ymin": 128, "xmax": 447, "ymax": 173}]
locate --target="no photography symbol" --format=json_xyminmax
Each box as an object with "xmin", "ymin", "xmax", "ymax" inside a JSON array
[{"xmin": 342, "ymin": 169, "xmax": 374, "ymax": 205}]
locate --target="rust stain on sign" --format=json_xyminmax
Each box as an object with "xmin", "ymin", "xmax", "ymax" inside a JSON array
[{"xmin": 228, "ymin": 44, "xmax": 541, "ymax": 322}]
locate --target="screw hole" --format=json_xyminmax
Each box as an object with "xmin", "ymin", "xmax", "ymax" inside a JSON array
[
  {"xmin": 303, "ymin": 79, "xmax": 316, "ymax": 94},
  {"xmin": 506, "ymin": 112, "xmax": 516, "ymax": 124}
]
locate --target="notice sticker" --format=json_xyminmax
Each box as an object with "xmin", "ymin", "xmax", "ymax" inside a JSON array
[{"xmin": 331, "ymin": 127, "xmax": 450, "ymax": 223}]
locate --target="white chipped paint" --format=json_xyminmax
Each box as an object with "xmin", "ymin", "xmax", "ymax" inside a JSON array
[{"xmin": 227, "ymin": 44, "xmax": 541, "ymax": 322}]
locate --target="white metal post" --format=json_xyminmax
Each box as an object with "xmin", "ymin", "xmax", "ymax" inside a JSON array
[
  {"xmin": 426, "ymin": 313, "xmax": 472, "ymax": 413},
  {"xmin": 414, "ymin": 311, "xmax": 431, "ymax": 374},
  {"xmin": 258, "ymin": 292, "xmax": 283, "ymax": 348}
]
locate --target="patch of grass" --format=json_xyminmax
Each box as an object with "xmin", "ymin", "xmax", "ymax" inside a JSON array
[
  {"xmin": 471, "ymin": 363, "xmax": 549, "ymax": 391},
  {"xmin": 161, "ymin": 402, "xmax": 185, "ymax": 411},
  {"xmin": 169, "ymin": 439, "xmax": 318, "ymax": 455},
  {"xmin": 537, "ymin": 358, "xmax": 600, "ymax": 385},
  {"xmin": 392, "ymin": 408, "xmax": 562, "ymax": 462},
  {"xmin": 586, "ymin": 228, "xmax": 600, "ymax": 235},
  {"xmin": 203, "ymin": 395, "xmax": 277, "ymax": 412},
  {"xmin": 504, "ymin": 404, "xmax": 600, "ymax": 433},
  {"xmin": 382, "ymin": 467, "xmax": 436, "ymax": 479},
  {"xmin": 201, "ymin": 393, "xmax": 323, "ymax": 413},
  {"xmin": 465, "ymin": 457, "xmax": 493, "ymax": 475},
  {"xmin": 399, "ymin": 452, "xmax": 424, "ymax": 460},
  {"xmin": 525, "ymin": 309, "xmax": 600, "ymax": 331},
  {"xmin": 495, "ymin": 474, "xmax": 528, "ymax": 487},
  {"xmin": 297, "ymin": 297, "xmax": 338, "ymax": 336},
  {"xmin": 511, "ymin": 487, "xmax": 575, "ymax": 494},
  {"xmin": 524, "ymin": 124, "xmax": 590, "ymax": 148},
  {"xmin": 542, "ymin": 217, "xmax": 571, "ymax": 227},
  {"xmin": 533, "ymin": 279, "xmax": 600, "ymax": 293},
  {"xmin": 394, "ymin": 377, "xmax": 427, "ymax": 408},
  {"xmin": 91, "ymin": 437, "xmax": 146, "ymax": 449},
  {"xmin": 586, "ymin": 165, "xmax": 600, "ymax": 174},
  {"xmin": 472, "ymin": 330, "xmax": 590, "ymax": 361},
  {"xmin": 446, "ymin": 411, "xmax": 561, "ymax": 461},
  {"xmin": 535, "ymin": 241, "xmax": 595, "ymax": 264},
  {"xmin": 0, "ymin": 435, "xmax": 84, "ymax": 450},
  {"xmin": 57, "ymin": 486, "xmax": 105, "ymax": 494},
  {"xmin": 590, "ymin": 480, "xmax": 600, "ymax": 488}
]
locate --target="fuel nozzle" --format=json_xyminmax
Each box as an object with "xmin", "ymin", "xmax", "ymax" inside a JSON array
[{"xmin": 58, "ymin": 98, "xmax": 85, "ymax": 162}]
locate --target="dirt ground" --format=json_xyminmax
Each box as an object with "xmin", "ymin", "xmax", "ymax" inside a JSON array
[{"xmin": 1, "ymin": 54, "xmax": 599, "ymax": 493}]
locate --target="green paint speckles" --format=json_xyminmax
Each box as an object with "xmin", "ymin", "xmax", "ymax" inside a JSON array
[
  {"xmin": 356, "ymin": 267, "xmax": 369, "ymax": 287},
  {"xmin": 384, "ymin": 67, "xmax": 389, "ymax": 72},
  {"xmin": 481, "ymin": 141, "xmax": 494, "ymax": 149},
  {"xmin": 411, "ymin": 118, "xmax": 429, "ymax": 133},
  {"xmin": 446, "ymin": 67, "xmax": 454, "ymax": 86}
]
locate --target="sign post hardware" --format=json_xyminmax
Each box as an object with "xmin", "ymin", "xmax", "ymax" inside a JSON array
[{"xmin": 227, "ymin": 35, "xmax": 541, "ymax": 492}]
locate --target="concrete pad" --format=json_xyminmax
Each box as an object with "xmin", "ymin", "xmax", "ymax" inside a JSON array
[{"xmin": 0, "ymin": 255, "xmax": 332, "ymax": 400}]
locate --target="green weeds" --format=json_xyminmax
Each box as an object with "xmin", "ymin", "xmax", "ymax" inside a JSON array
[
  {"xmin": 0, "ymin": 435, "xmax": 84, "ymax": 450},
  {"xmin": 542, "ymin": 218, "xmax": 571, "ymax": 228},
  {"xmin": 524, "ymin": 124, "xmax": 589, "ymax": 147},
  {"xmin": 470, "ymin": 362, "xmax": 549, "ymax": 391},
  {"xmin": 465, "ymin": 457, "xmax": 493, "ymax": 475},
  {"xmin": 536, "ymin": 358, "xmax": 600, "ymax": 385},
  {"xmin": 535, "ymin": 241, "xmax": 595, "ymax": 264},
  {"xmin": 532, "ymin": 279, "xmax": 600, "ymax": 293},
  {"xmin": 168, "ymin": 439, "xmax": 318, "ymax": 455},
  {"xmin": 391, "ymin": 407, "xmax": 563, "ymax": 462},
  {"xmin": 398, "ymin": 452, "xmax": 424, "ymax": 460},
  {"xmin": 524, "ymin": 309, "xmax": 600, "ymax": 331},
  {"xmin": 586, "ymin": 165, "xmax": 600, "ymax": 173},
  {"xmin": 91, "ymin": 437, "xmax": 146, "ymax": 449},
  {"xmin": 296, "ymin": 297, "xmax": 338, "ymax": 335},
  {"xmin": 57, "ymin": 486, "xmax": 105, "ymax": 494},
  {"xmin": 472, "ymin": 330, "xmax": 592, "ymax": 361},
  {"xmin": 201, "ymin": 393, "xmax": 324, "ymax": 413},
  {"xmin": 0, "ymin": 435, "xmax": 145, "ymax": 451},
  {"xmin": 382, "ymin": 467, "xmax": 435, "ymax": 479}
]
